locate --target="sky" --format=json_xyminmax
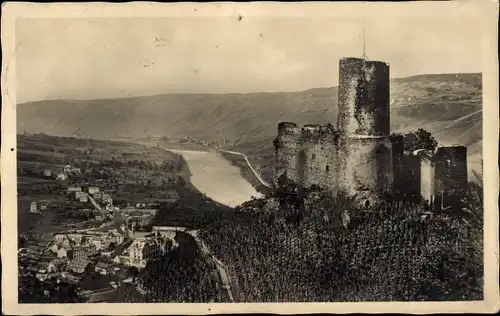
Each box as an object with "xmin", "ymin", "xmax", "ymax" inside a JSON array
[{"xmin": 15, "ymin": 8, "xmax": 485, "ymax": 103}]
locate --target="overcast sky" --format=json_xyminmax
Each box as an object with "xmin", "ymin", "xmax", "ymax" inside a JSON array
[{"xmin": 16, "ymin": 9, "xmax": 484, "ymax": 103}]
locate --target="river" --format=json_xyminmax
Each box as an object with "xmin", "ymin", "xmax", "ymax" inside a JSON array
[
  {"xmin": 111, "ymin": 138, "xmax": 265, "ymax": 208},
  {"xmin": 167, "ymin": 149, "xmax": 263, "ymax": 207}
]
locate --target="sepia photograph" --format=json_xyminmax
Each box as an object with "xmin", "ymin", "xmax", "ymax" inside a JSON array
[{"xmin": 1, "ymin": 1, "xmax": 499, "ymax": 315}]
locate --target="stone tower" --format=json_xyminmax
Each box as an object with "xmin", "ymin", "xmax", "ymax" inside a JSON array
[
  {"xmin": 336, "ymin": 57, "xmax": 393, "ymax": 197},
  {"xmin": 274, "ymin": 122, "xmax": 301, "ymax": 184}
]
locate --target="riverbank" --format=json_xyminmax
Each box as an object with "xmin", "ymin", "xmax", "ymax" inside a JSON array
[
  {"xmin": 218, "ymin": 150, "xmax": 272, "ymax": 196},
  {"xmin": 109, "ymin": 137, "xmax": 272, "ymax": 203},
  {"xmin": 166, "ymin": 150, "xmax": 262, "ymax": 207}
]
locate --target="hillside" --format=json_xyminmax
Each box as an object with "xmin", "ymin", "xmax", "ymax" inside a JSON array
[
  {"xmin": 16, "ymin": 133, "xmax": 191, "ymax": 233},
  {"xmin": 17, "ymin": 73, "xmax": 482, "ymax": 180}
]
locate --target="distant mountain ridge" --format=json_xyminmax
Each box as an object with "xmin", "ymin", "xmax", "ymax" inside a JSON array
[{"xmin": 18, "ymin": 72, "xmax": 482, "ymax": 177}]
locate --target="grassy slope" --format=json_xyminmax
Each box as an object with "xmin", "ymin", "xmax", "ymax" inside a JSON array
[
  {"xmin": 17, "ymin": 134, "xmax": 191, "ymax": 234},
  {"xmin": 17, "ymin": 73, "xmax": 482, "ymax": 181}
]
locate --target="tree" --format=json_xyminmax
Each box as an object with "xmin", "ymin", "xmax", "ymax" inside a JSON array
[{"xmin": 401, "ymin": 128, "xmax": 438, "ymax": 153}]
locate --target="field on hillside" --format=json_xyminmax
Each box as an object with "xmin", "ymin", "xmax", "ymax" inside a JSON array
[
  {"xmin": 16, "ymin": 134, "xmax": 191, "ymax": 234},
  {"xmin": 17, "ymin": 133, "xmax": 235, "ymax": 238},
  {"xmin": 17, "ymin": 73, "xmax": 483, "ymax": 182},
  {"xmin": 199, "ymin": 183, "xmax": 483, "ymax": 302}
]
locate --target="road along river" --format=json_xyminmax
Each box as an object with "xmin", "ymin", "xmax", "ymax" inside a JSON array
[{"xmin": 167, "ymin": 149, "xmax": 264, "ymax": 208}]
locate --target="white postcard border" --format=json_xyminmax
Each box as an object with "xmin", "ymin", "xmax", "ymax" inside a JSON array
[{"xmin": 2, "ymin": 1, "xmax": 499, "ymax": 314}]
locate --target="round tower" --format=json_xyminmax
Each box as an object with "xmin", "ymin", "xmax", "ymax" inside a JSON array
[
  {"xmin": 274, "ymin": 122, "xmax": 301, "ymax": 186},
  {"xmin": 336, "ymin": 58, "xmax": 394, "ymax": 197}
]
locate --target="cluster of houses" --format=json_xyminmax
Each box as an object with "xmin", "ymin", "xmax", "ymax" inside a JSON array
[
  {"xmin": 19, "ymin": 224, "xmax": 179, "ymax": 288},
  {"xmin": 169, "ymin": 136, "xmax": 242, "ymax": 150},
  {"xmin": 42, "ymin": 164, "xmax": 82, "ymax": 181},
  {"xmin": 68, "ymin": 186, "xmax": 113, "ymax": 205},
  {"xmin": 29, "ymin": 201, "xmax": 49, "ymax": 214},
  {"xmin": 21, "ymin": 169, "xmax": 187, "ymax": 296}
]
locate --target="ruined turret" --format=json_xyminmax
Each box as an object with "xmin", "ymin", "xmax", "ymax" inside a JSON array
[{"xmin": 434, "ymin": 146, "xmax": 468, "ymax": 209}]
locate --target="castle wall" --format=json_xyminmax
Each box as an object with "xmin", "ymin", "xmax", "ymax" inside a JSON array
[
  {"xmin": 338, "ymin": 137, "xmax": 393, "ymax": 196},
  {"xmin": 400, "ymin": 152, "xmax": 436, "ymax": 203},
  {"xmin": 300, "ymin": 128, "xmax": 340, "ymax": 191},
  {"xmin": 390, "ymin": 135, "xmax": 406, "ymax": 199},
  {"xmin": 420, "ymin": 156, "xmax": 435, "ymax": 203},
  {"xmin": 274, "ymin": 123, "xmax": 341, "ymax": 191},
  {"xmin": 403, "ymin": 155, "xmax": 421, "ymax": 202},
  {"xmin": 434, "ymin": 146, "xmax": 468, "ymax": 208},
  {"xmin": 434, "ymin": 146, "xmax": 468, "ymax": 193}
]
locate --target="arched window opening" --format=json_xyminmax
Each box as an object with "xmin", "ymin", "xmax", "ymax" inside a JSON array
[{"xmin": 326, "ymin": 165, "xmax": 330, "ymax": 172}]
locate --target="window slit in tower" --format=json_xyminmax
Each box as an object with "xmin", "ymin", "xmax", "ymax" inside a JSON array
[
  {"xmin": 326, "ymin": 165, "xmax": 330, "ymax": 172},
  {"xmin": 445, "ymin": 159, "xmax": 452, "ymax": 168}
]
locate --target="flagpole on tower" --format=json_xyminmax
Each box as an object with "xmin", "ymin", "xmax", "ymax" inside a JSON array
[
  {"xmin": 360, "ymin": 1, "xmax": 369, "ymax": 61},
  {"xmin": 361, "ymin": 14, "xmax": 367, "ymax": 60}
]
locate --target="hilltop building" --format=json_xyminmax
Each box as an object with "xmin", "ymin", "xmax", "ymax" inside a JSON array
[{"xmin": 273, "ymin": 57, "xmax": 468, "ymax": 206}]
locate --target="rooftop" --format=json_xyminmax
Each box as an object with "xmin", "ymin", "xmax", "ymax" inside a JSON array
[
  {"xmin": 68, "ymin": 259, "xmax": 91, "ymax": 269},
  {"xmin": 96, "ymin": 262, "xmax": 110, "ymax": 269}
]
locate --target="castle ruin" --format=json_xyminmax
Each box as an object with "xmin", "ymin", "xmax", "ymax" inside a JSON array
[{"xmin": 273, "ymin": 57, "xmax": 468, "ymax": 205}]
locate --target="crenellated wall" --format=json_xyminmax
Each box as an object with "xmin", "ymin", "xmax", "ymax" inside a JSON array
[{"xmin": 274, "ymin": 123, "xmax": 340, "ymax": 191}]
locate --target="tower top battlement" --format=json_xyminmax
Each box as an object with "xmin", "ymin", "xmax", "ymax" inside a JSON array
[{"xmin": 339, "ymin": 57, "xmax": 389, "ymax": 68}]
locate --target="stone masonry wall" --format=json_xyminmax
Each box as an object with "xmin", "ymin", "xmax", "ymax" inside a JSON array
[
  {"xmin": 434, "ymin": 146, "xmax": 468, "ymax": 194},
  {"xmin": 337, "ymin": 137, "xmax": 393, "ymax": 196},
  {"xmin": 274, "ymin": 123, "xmax": 340, "ymax": 191}
]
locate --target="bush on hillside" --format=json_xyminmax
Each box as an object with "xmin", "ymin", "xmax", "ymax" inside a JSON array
[{"xmin": 135, "ymin": 233, "xmax": 224, "ymax": 303}]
